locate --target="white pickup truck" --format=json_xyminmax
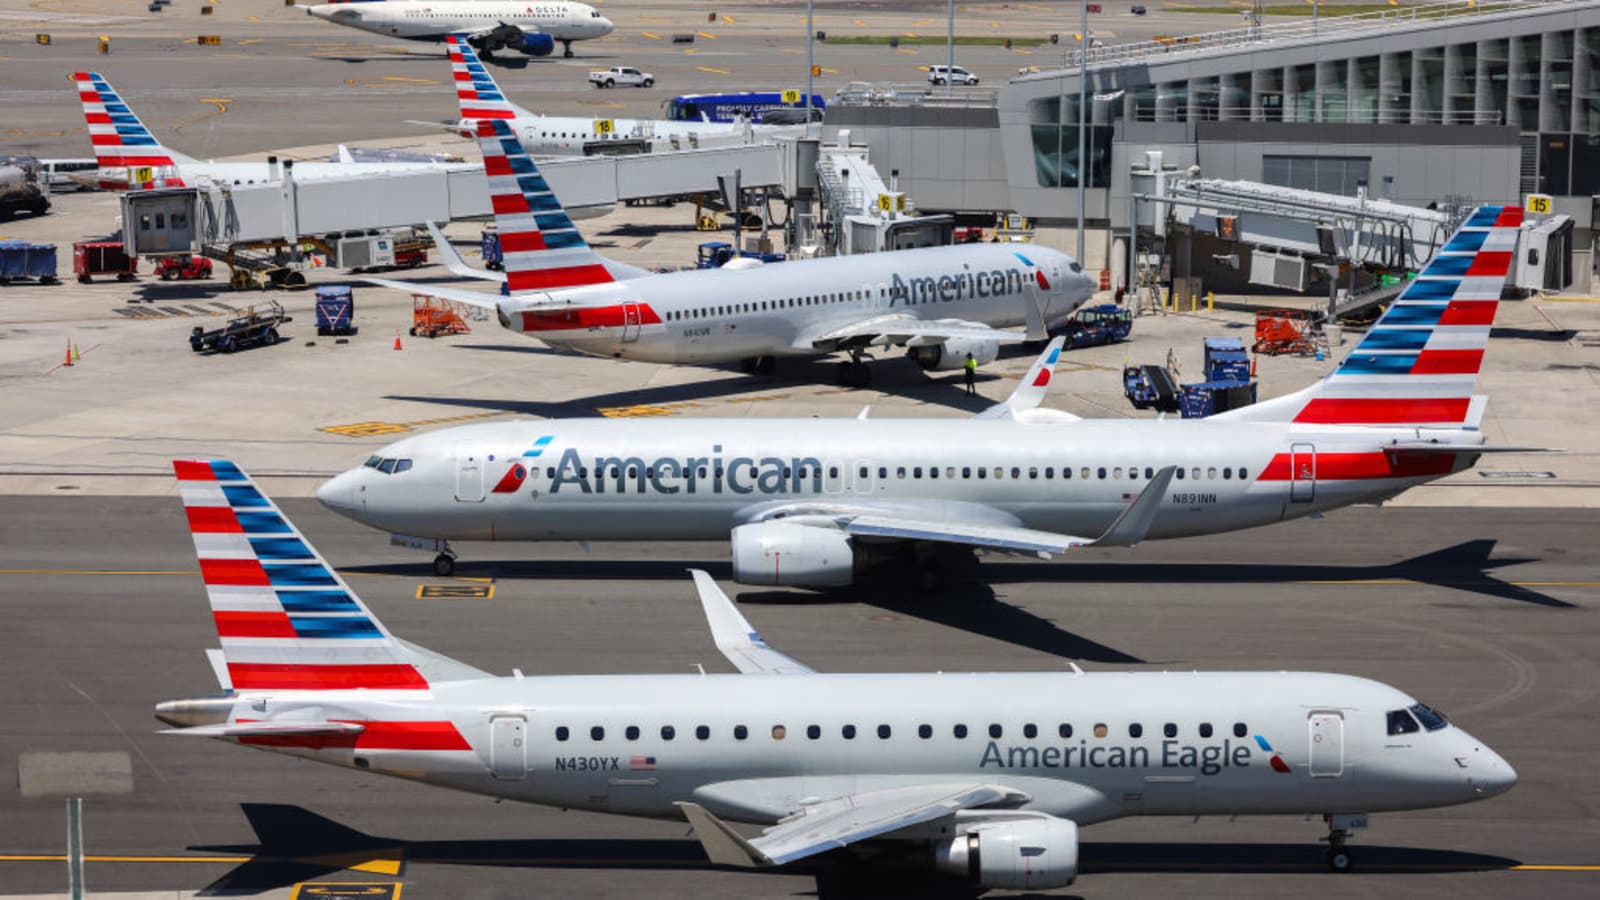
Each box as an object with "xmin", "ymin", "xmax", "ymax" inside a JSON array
[{"xmin": 589, "ymin": 66, "xmax": 654, "ymax": 88}]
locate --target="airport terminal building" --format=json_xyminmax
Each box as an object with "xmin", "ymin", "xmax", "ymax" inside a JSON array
[{"xmin": 825, "ymin": 0, "xmax": 1599, "ymax": 289}]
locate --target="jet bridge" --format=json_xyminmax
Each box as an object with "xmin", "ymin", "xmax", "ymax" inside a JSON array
[
  {"xmin": 814, "ymin": 132, "xmax": 953, "ymax": 256},
  {"xmin": 121, "ymin": 144, "xmax": 786, "ymax": 264}
]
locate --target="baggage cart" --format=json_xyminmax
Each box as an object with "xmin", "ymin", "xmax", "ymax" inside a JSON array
[
  {"xmin": 0, "ymin": 240, "xmax": 59, "ymax": 285},
  {"xmin": 190, "ymin": 301, "xmax": 290, "ymax": 353},
  {"xmin": 74, "ymin": 241, "xmax": 137, "ymax": 283}
]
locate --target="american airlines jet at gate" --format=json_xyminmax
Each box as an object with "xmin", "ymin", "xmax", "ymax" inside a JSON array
[
  {"xmin": 422, "ymin": 36, "xmax": 797, "ymax": 158},
  {"xmin": 323, "ymin": 205, "xmax": 1537, "ymax": 583},
  {"xmin": 304, "ymin": 1, "xmax": 614, "ymax": 59},
  {"xmin": 162, "ymin": 460, "xmax": 1515, "ymax": 883},
  {"xmin": 364, "ymin": 61, "xmax": 1097, "ymax": 385},
  {"xmin": 72, "ymin": 72, "xmax": 474, "ymax": 191}
]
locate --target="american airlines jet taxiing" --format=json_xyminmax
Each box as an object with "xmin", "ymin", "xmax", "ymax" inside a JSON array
[
  {"xmin": 325, "ymin": 205, "xmax": 1538, "ymax": 583},
  {"xmin": 304, "ymin": 0, "xmax": 613, "ymax": 58},
  {"xmin": 164, "ymin": 459, "xmax": 1515, "ymax": 882},
  {"xmin": 421, "ymin": 35, "xmax": 797, "ymax": 158},
  {"xmin": 364, "ymin": 58, "xmax": 1097, "ymax": 385},
  {"xmin": 72, "ymin": 72, "xmax": 473, "ymax": 191}
]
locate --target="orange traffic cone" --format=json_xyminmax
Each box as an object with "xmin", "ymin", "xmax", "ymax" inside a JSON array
[
  {"xmin": 63, "ymin": 339, "xmax": 73, "ymax": 367},
  {"xmin": 394, "ymin": 329, "xmax": 403, "ymax": 351},
  {"xmin": 1249, "ymin": 354, "xmax": 1257, "ymax": 378}
]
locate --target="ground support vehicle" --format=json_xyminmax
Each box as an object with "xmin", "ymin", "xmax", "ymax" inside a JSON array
[
  {"xmin": 481, "ymin": 229, "xmax": 503, "ymax": 271},
  {"xmin": 0, "ymin": 158, "xmax": 50, "ymax": 221},
  {"xmin": 152, "ymin": 255, "xmax": 212, "ymax": 281},
  {"xmin": 190, "ymin": 301, "xmax": 290, "ymax": 353},
  {"xmin": 74, "ymin": 241, "xmax": 137, "ymax": 283},
  {"xmin": 1123, "ymin": 364, "xmax": 1180, "ymax": 412},
  {"xmin": 411, "ymin": 294, "xmax": 472, "ymax": 338},
  {"xmin": 696, "ymin": 241, "xmax": 784, "ymax": 268},
  {"xmin": 1057, "ymin": 303, "xmax": 1131, "ymax": 349},
  {"xmin": 590, "ymin": 66, "xmax": 653, "ymax": 88}
]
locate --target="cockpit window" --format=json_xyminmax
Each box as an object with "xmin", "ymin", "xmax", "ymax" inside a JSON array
[
  {"xmin": 366, "ymin": 457, "xmax": 413, "ymax": 475},
  {"xmin": 1069, "ymin": 261, "xmax": 1083, "ymax": 273},
  {"xmin": 1410, "ymin": 703, "xmax": 1449, "ymax": 732},
  {"xmin": 1386, "ymin": 709, "xmax": 1420, "ymax": 736}
]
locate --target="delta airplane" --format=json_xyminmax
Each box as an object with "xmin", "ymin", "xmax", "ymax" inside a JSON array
[
  {"xmin": 304, "ymin": 0, "xmax": 613, "ymax": 58},
  {"xmin": 160, "ymin": 459, "xmax": 1515, "ymax": 884},
  {"xmin": 72, "ymin": 72, "xmax": 474, "ymax": 191},
  {"xmin": 365, "ymin": 62, "xmax": 1098, "ymax": 384},
  {"xmin": 419, "ymin": 35, "xmax": 796, "ymax": 158},
  {"xmin": 323, "ymin": 205, "xmax": 1538, "ymax": 583}
]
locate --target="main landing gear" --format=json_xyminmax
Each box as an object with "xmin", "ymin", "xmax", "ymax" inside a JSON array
[
  {"xmin": 836, "ymin": 352, "xmax": 872, "ymax": 388},
  {"xmin": 1322, "ymin": 813, "xmax": 1367, "ymax": 872},
  {"xmin": 562, "ymin": 40, "xmax": 575, "ymax": 58},
  {"xmin": 432, "ymin": 551, "xmax": 457, "ymax": 577},
  {"xmin": 739, "ymin": 355, "xmax": 777, "ymax": 375}
]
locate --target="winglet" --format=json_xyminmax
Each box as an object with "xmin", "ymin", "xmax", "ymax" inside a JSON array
[
  {"xmin": 976, "ymin": 337, "xmax": 1069, "ymax": 420},
  {"xmin": 1088, "ymin": 464, "xmax": 1174, "ymax": 547},
  {"xmin": 336, "ymin": 144, "xmax": 355, "ymax": 164},
  {"xmin": 675, "ymin": 802, "xmax": 770, "ymax": 868},
  {"xmin": 689, "ymin": 570, "xmax": 814, "ymax": 675},
  {"xmin": 427, "ymin": 222, "xmax": 507, "ymax": 283}
]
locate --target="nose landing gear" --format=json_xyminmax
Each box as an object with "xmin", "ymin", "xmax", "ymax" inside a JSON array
[
  {"xmin": 1321, "ymin": 813, "xmax": 1367, "ymax": 872},
  {"xmin": 432, "ymin": 552, "xmax": 457, "ymax": 577}
]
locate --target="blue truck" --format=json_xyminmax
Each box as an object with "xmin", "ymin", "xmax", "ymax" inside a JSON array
[{"xmin": 314, "ymin": 285, "xmax": 356, "ymax": 336}]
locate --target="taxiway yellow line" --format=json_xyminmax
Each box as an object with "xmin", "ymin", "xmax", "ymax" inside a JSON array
[{"xmin": 0, "ymin": 855, "xmax": 252, "ymax": 863}]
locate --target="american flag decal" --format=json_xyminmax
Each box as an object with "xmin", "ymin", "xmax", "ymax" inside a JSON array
[{"xmin": 629, "ymin": 756, "xmax": 656, "ymax": 771}]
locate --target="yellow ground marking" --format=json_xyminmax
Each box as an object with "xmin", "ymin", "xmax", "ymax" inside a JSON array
[
  {"xmin": 1014, "ymin": 48, "xmax": 1034, "ymax": 54},
  {"xmin": 912, "ymin": 19, "xmax": 936, "ymax": 25},
  {"xmin": 293, "ymin": 882, "xmax": 401, "ymax": 898},
  {"xmin": 318, "ymin": 411, "xmax": 506, "ymax": 438},
  {"xmin": 596, "ymin": 403, "xmax": 689, "ymax": 418},
  {"xmin": 695, "ymin": 66, "xmax": 731, "ymax": 75},
  {"xmin": 683, "ymin": 47, "xmax": 698, "ymax": 54},
  {"xmin": 696, "ymin": 31, "xmax": 717, "ymax": 39},
  {"xmin": 781, "ymin": 48, "xmax": 803, "ymax": 54},
  {"xmin": 383, "ymin": 76, "xmax": 436, "ymax": 84},
  {"xmin": 417, "ymin": 584, "xmax": 494, "ymax": 600},
  {"xmin": 720, "ymin": 14, "xmax": 736, "ymax": 24},
  {"xmin": 1541, "ymin": 296, "xmax": 1600, "ymax": 302},
  {"xmin": 853, "ymin": 19, "xmax": 868, "ymax": 26},
  {"xmin": 247, "ymin": 15, "xmax": 259, "ymax": 21},
  {"xmin": 725, "ymin": 394, "xmax": 789, "ymax": 404},
  {"xmin": 239, "ymin": 38, "xmax": 263, "ymax": 45},
  {"xmin": 897, "ymin": 48, "xmax": 919, "ymax": 54},
  {"xmin": 818, "ymin": 66, "xmax": 838, "ymax": 74},
  {"xmin": 640, "ymin": 31, "xmax": 660, "ymax": 40},
  {"xmin": 211, "ymin": 53, "xmax": 247, "ymax": 59}
]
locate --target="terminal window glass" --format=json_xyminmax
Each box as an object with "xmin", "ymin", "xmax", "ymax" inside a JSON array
[{"xmin": 1262, "ymin": 155, "xmax": 1371, "ymax": 197}]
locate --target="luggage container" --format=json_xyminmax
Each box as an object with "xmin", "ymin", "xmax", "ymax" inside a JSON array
[
  {"xmin": 74, "ymin": 241, "xmax": 137, "ymax": 283},
  {"xmin": 481, "ymin": 228, "xmax": 503, "ymax": 271},
  {"xmin": 1202, "ymin": 337, "xmax": 1251, "ymax": 382},
  {"xmin": 315, "ymin": 285, "xmax": 356, "ymax": 336},
  {"xmin": 0, "ymin": 240, "xmax": 59, "ymax": 285},
  {"xmin": 1180, "ymin": 380, "xmax": 1258, "ymax": 419}
]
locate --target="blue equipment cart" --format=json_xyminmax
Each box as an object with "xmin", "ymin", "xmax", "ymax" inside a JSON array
[
  {"xmin": 314, "ymin": 285, "xmax": 356, "ymax": 336},
  {"xmin": 0, "ymin": 240, "xmax": 58, "ymax": 285},
  {"xmin": 481, "ymin": 229, "xmax": 503, "ymax": 271}
]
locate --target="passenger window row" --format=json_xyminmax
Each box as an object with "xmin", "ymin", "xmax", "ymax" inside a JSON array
[
  {"xmin": 537, "ymin": 463, "xmax": 1250, "ymax": 483},
  {"xmin": 553, "ymin": 721, "xmax": 1251, "ymax": 743},
  {"xmin": 666, "ymin": 289, "xmax": 881, "ymax": 322}
]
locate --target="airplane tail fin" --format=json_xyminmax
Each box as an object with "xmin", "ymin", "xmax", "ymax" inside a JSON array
[
  {"xmin": 173, "ymin": 459, "xmax": 486, "ymax": 691},
  {"xmin": 72, "ymin": 72, "xmax": 196, "ymax": 176},
  {"xmin": 446, "ymin": 34, "xmax": 533, "ymax": 121},
  {"xmin": 1215, "ymin": 203, "xmax": 1522, "ymax": 428}
]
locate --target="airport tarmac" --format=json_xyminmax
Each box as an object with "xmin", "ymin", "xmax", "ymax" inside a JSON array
[{"xmin": 0, "ymin": 499, "xmax": 1597, "ymax": 898}]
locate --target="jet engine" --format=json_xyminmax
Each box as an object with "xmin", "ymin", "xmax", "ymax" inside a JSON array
[
  {"xmin": 908, "ymin": 332, "xmax": 1000, "ymax": 372},
  {"xmin": 932, "ymin": 815, "xmax": 1078, "ymax": 891},
  {"xmin": 511, "ymin": 32, "xmax": 556, "ymax": 56},
  {"xmin": 730, "ymin": 522, "xmax": 854, "ymax": 588}
]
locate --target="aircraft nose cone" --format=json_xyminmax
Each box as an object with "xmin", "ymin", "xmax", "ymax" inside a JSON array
[
  {"xmin": 317, "ymin": 470, "xmax": 358, "ymax": 518},
  {"xmin": 1474, "ymin": 747, "xmax": 1518, "ymax": 797}
]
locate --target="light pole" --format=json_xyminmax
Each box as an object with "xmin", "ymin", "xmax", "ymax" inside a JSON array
[
  {"xmin": 1076, "ymin": 0, "xmax": 1088, "ymax": 265},
  {"xmin": 805, "ymin": 0, "xmax": 814, "ymax": 122},
  {"xmin": 946, "ymin": 0, "xmax": 955, "ymax": 96}
]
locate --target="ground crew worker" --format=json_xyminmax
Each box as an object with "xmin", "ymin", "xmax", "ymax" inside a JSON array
[{"xmin": 964, "ymin": 352, "xmax": 978, "ymax": 395}]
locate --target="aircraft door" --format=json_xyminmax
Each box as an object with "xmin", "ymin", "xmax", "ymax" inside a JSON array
[
  {"xmin": 851, "ymin": 460, "xmax": 873, "ymax": 493},
  {"xmin": 621, "ymin": 300, "xmax": 641, "ymax": 343},
  {"xmin": 1308, "ymin": 711, "xmax": 1344, "ymax": 777},
  {"xmin": 1289, "ymin": 442, "xmax": 1315, "ymax": 503},
  {"xmin": 456, "ymin": 448, "xmax": 486, "ymax": 503},
  {"xmin": 489, "ymin": 715, "xmax": 528, "ymax": 780},
  {"xmin": 824, "ymin": 460, "xmax": 845, "ymax": 494}
]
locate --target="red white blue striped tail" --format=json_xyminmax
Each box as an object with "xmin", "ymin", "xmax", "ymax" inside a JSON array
[
  {"xmin": 174, "ymin": 459, "xmax": 431, "ymax": 693},
  {"xmin": 473, "ymin": 117, "xmax": 615, "ymax": 292},
  {"xmin": 73, "ymin": 72, "xmax": 193, "ymax": 184},
  {"xmin": 446, "ymin": 35, "xmax": 523, "ymax": 121}
]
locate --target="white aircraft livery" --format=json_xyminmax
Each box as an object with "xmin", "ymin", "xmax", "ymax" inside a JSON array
[
  {"xmin": 72, "ymin": 72, "xmax": 473, "ymax": 190},
  {"xmin": 162, "ymin": 459, "xmax": 1515, "ymax": 882},
  {"xmin": 364, "ymin": 55, "xmax": 1097, "ymax": 383},
  {"xmin": 304, "ymin": 0, "xmax": 614, "ymax": 58},
  {"xmin": 430, "ymin": 35, "xmax": 795, "ymax": 157},
  {"xmin": 323, "ymin": 204, "xmax": 1533, "ymax": 583}
]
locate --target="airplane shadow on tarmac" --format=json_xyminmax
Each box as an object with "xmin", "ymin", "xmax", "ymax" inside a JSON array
[{"xmin": 188, "ymin": 804, "xmax": 1520, "ymax": 897}]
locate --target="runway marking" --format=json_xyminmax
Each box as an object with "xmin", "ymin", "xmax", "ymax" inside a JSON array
[
  {"xmin": 683, "ymin": 47, "xmax": 698, "ymax": 54},
  {"xmin": 319, "ymin": 411, "xmax": 507, "ymax": 437},
  {"xmin": 596, "ymin": 403, "xmax": 691, "ymax": 418},
  {"xmin": 725, "ymin": 393, "xmax": 789, "ymax": 404},
  {"xmin": 239, "ymin": 38, "xmax": 262, "ymax": 45},
  {"xmin": 695, "ymin": 66, "xmax": 732, "ymax": 75},
  {"xmin": 696, "ymin": 31, "xmax": 717, "ymax": 40},
  {"xmin": 641, "ymin": 31, "xmax": 660, "ymax": 39},
  {"xmin": 292, "ymin": 883, "xmax": 401, "ymax": 899},
  {"xmin": 1541, "ymin": 296, "xmax": 1600, "ymax": 303},
  {"xmin": 719, "ymin": 14, "xmax": 736, "ymax": 24}
]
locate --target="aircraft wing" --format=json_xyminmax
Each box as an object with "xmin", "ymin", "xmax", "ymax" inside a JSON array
[
  {"xmin": 361, "ymin": 276, "xmax": 503, "ymax": 311},
  {"xmin": 798, "ymin": 315, "xmax": 1026, "ymax": 352},
  {"xmin": 160, "ymin": 721, "xmax": 366, "ymax": 738},
  {"xmin": 689, "ymin": 569, "xmax": 813, "ymax": 675},
  {"xmin": 678, "ymin": 783, "xmax": 1024, "ymax": 867},
  {"xmin": 754, "ymin": 466, "xmax": 1174, "ymax": 557}
]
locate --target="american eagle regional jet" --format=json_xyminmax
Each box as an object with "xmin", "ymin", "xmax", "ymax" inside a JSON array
[
  {"xmin": 364, "ymin": 51, "xmax": 1098, "ymax": 385},
  {"xmin": 323, "ymin": 204, "xmax": 1540, "ymax": 583},
  {"xmin": 304, "ymin": 0, "xmax": 614, "ymax": 59},
  {"xmin": 71, "ymin": 72, "xmax": 475, "ymax": 191},
  {"xmin": 162, "ymin": 459, "xmax": 1515, "ymax": 884},
  {"xmin": 416, "ymin": 35, "xmax": 798, "ymax": 158}
]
